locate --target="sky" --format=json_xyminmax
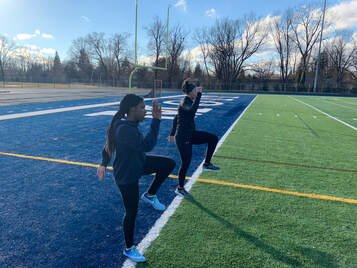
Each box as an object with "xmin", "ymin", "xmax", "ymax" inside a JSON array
[{"xmin": 0, "ymin": 0, "xmax": 356, "ymax": 63}]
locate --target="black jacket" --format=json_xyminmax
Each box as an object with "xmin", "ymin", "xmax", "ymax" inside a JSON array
[
  {"xmin": 101, "ymin": 118, "xmax": 160, "ymax": 185},
  {"xmin": 170, "ymin": 92, "xmax": 202, "ymax": 140}
]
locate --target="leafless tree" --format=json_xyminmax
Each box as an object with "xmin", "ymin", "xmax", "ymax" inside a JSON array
[
  {"xmin": 146, "ymin": 16, "xmax": 166, "ymax": 80},
  {"xmin": 251, "ymin": 60, "xmax": 275, "ymax": 79},
  {"xmin": 271, "ymin": 10, "xmax": 294, "ymax": 90},
  {"xmin": 15, "ymin": 48, "xmax": 32, "ymax": 76},
  {"xmin": 167, "ymin": 24, "xmax": 187, "ymax": 87},
  {"xmin": 194, "ymin": 27, "xmax": 212, "ymax": 77},
  {"xmin": 111, "ymin": 33, "xmax": 130, "ymax": 80},
  {"xmin": 0, "ymin": 35, "xmax": 16, "ymax": 83},
  {"xmin": 205, "ymin": 16, "xmax": 267, "ymax": 89},
  {"xmin": 325, "ymin": 33, "xmax": 356, "ymax": 87},
  {"xmin": 348, "ymin": 39, "xmax": 357, "ymax": 80},
  {"xmin": 291, "ymin": 5, "xmax": 323, "ymax": 87},
  {"xmin": 69, "ymin": 37, "xmax": 88, "ymax": 61},
  {"xmin": 86, "ymin": 32, "xmax": 111, "ymax": 80}
]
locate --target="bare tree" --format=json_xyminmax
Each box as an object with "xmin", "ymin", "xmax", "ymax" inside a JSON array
[
  {"xmin": 350, "ymin": 40, "xmax": 357, "ymax": 80},
  {"xmin": 0, "ymin": 35, "xmax": 16, "ymax": 83},
  {"xmin": 146, "ymin": 16, "xmax": 166, "ymax": 80},
  {"xmin": 69, "ymin": 37, "xmax": 94, "ymax": 82},
  {"xmin": 194, "ymin": 27, "xmax": 212, "ymax": 77},
  {"xmin": 69, "ymin": 37, "xmax": 88, "ymax": 61},
  {"xmin": 167, "ymin": 24, "xmax": 187, "ymax": 87},
  {"xmin": 111, "ymin": 33, "xmax": 130, "ymax": 80},
  {"xmin": 271, "ymin": 10, "xmax": 294, "ymax": 91},
  {"xmin": 291, "ymin": 5, "xmax": 323, "ymax": 87},
  {"xmin": 325, "ymin": 33, "xmax": 356, "ymax": 87},
  {"xmin": 251, "ymin": 60, "xmax": 275, "ymax": 79},
  {"xmin": 86, "ymin": 32, "xmax": 111, "ymax": 81},
  {"xmin": 204, "ymin": 16, "xmax": 266, "ymax": 89}
]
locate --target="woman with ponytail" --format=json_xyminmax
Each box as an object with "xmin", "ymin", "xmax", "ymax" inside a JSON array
[
  {"xmin": 168, "ymin": 78, "xmax": 220, "ymax": 198},
  {"xmin": 97, "ymin": 94, "xmax": 175, "ymax": 263}
]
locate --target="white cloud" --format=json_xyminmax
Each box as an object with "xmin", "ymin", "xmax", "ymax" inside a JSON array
[
  {"xmin": 13, "ymin": 45, "xmax": 57, "ymax": 62},
  {"xmin": 205, "ymin": 8, "xmax": 217, "ymax": 18},
  {"xmin": 41, "ymin": 33, "xmax": 54, "ymax": 39},
  {"xmin": 175, "ymin": 0, "xmax": 187, "ymax": 12},
  {"xmin": 24, "ymin": 44, "xmax": 40, "ymax": 50},
  {"xmin": 181, "ymin": 46, "xmax": 204, "ymax": 65},
  {"xmin": 15, "ymin": 33, "xmax": 35, "ymax": 40},
  {"xmin": 326, "ymin": 0, "xmax": 357, "ymax": 31},
  {"xmin": 138, "ymin": 55, "xmax": 154, "ymax": 65},
  {"xmin": 14, "ymin": 30, "xmax": 54, "ymax": 41},
  {"xmin": 40, "ymin": 48, "xmax": 56, "ymax": 55},
  {"xmin": 81, "ymin": 16, "xmax": 91, "ymax": 23}
]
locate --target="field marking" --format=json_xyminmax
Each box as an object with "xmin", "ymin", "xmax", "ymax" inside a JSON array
[
  {"xmin": 291, "ymin": 97, "xmax": 357, "ymax": 131},
  {"xmin": 196, "ymin": 177, "xmax": 357, "ymax": 204},
  {"xmin": 1, "ymin": 149, "xmax": 356, "ymax": 205},
  {"xmin": 0, "ymin": 95, "xmax": 183, "ymax": 121},
  {"xmin": 0, "ymin": 151, "xmax": 107, "ymax": 170},
  {"xmin": 320, "ymin": 98, "xmax": 357, "ymax": 111}
]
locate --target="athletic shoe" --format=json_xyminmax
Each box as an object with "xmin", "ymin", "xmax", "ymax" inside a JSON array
[
  {"xmin": 174, "ymin": 187, "xmax": 192, "ymax": 198},
  {"xmin": 123, "ymin": 246, "xmax": 146, "ymax": 263},
  {"xmin": 203, "ymin": 163, "xmax": 220, "ymax": 171},
  {"xmin": 141, "ymin": 192, "xmax": 166, "ymax": 211}
]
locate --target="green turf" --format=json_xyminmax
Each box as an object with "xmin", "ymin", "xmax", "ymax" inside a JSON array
[{"xmin": 139, "ymin": 95, "xmax": 357, "ymax": 268}]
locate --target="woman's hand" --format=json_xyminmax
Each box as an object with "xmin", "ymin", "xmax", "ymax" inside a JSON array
[
  {"xmin": 97, "ymin": 165, "xmax": 106, "ymax": 180},
  {"xmin": 167, "ymin": 135, "xmax": 175, "ymax": 142},
  {"xmin": 152, "ymin": 99, "xmax": 162, "ymax": 119},
  {"xmin": 196, "ymin": 87, "xmax": 203, "ymax": 93}
]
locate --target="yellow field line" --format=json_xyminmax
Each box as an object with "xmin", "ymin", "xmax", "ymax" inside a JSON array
[
  {"xmin": 194, "ymin": 177, "xmax": 357, "ymax": 204},
  {"xmin": 1, "ymin": 151, "xmax": 356, "ymax": 204},
  {"xmin": 0, "ymin": 151, "xmax": 112, "ymax": 170}
]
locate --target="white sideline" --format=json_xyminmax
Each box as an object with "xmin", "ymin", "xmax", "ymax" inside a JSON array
[
  {"xmin": 0, "ymin": 95, "xmax": 183, "ymax": 121},
  {"xmin": 122, "ymin": 95, "xmax": 257, "ymax": 267},
  {"xmin": 291, "ymin": 96, "xmax": 357, "ymax": 131}
]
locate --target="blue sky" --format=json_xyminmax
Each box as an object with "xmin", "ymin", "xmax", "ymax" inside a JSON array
[{"xmin": 0, "ymin": 0, "xmax": 355, "ymax": 61}]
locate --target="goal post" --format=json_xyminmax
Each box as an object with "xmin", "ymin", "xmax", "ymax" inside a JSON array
[{"xmin": 128, "ymin": 0, "xmax": 170, "ymax": 89}]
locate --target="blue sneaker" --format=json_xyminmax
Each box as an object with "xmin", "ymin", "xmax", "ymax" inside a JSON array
[
  {"xmin": 123, "ymin": 246, "xmax": 146, "ymax": 263},
  {"xmin": 141, "ymin": 192, "xmax": 166, "ymax": 211},
  {"xmin": 203, "ymin": 163, "xmax": 220, "ymax": 171}
]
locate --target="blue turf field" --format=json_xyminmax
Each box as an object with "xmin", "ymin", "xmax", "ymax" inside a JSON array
[{"xmin": 0, "ymin": 93, "xmax": 255, "ymax": 267}]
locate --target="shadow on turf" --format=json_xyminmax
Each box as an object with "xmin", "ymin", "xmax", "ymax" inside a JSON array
[
  {"xmin": 295, "ymin": 246, "xmax": 340, "ymax": 268},
  {"xmin": 186, "ymin": 198, "xmax": 302, "ymax": 266},
  {"xmin": 136, "ymin": 197, "xmax": 339, "ymax": 267},
  {"xmin": 137, "ymin": 197, "xmax": 301, "ymax": 267}
]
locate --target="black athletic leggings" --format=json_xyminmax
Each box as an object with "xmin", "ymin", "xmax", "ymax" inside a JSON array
[
  {"xmin": 176, "ymin": 130, "xmax": 218, "ymax": 188},
  {"xmin": 117, "ymin": 155, "xmax": 175, "ymax": 248}
]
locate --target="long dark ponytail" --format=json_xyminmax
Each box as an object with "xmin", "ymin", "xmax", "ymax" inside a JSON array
[{"xmin": 104, "ymin": 94, "xmax": 144, "ymax": 159}]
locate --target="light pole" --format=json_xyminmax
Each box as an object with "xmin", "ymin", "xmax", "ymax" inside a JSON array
[{"xmin": 313, "ymin": 0, "xmax": 327, "ymax": 93}]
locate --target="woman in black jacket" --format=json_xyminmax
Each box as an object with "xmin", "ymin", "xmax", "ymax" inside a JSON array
[
  {"xmin": 168, "ymin": 78, "xmax": 219, "ymax": 198},
  {"xmin": 97, "ymin": 94, "xmax": 175, "ymax": 263}
]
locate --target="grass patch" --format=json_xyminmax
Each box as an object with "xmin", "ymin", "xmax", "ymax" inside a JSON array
[{"xmin": 140, "ymin": 95, "xmax": 357, "ymax": 267}]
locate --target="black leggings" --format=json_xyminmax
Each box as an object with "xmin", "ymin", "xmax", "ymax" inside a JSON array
[
  {"xmin": 176, "ymin": 130, "xmax": 218, "ymax": 188},
  {"xmin": 118, "ymin": 155, "xmax": 175, "ymax": 248}
]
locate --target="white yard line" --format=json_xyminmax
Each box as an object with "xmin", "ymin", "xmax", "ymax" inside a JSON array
[
  {"xmin": 0, "ymin": 95, "xmax": 183, "ymax": 121},
  {"xmin": 291, "ymin": 96, "xmax": 357, "ymax": 131},
  {"xmin": 122, "ymin": 95, "xmax": 257, "ymax": 268}
]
